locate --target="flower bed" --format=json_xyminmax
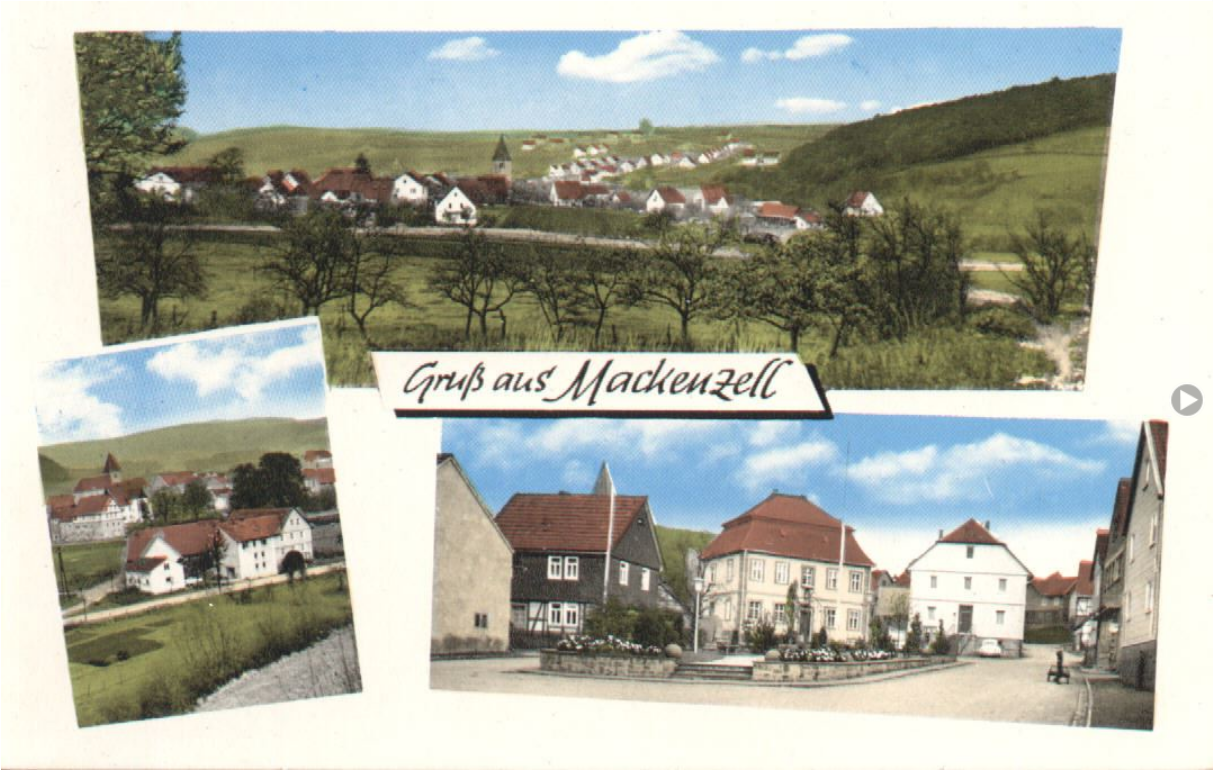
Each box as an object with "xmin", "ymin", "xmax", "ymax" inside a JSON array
[
  {"xmin": 543, "ymin": 635, "xmax": 675, "ymax": 678},
  {"xmin": 554, "ymin": 634, "xmax": 664, "ymax": 657},
  {"xmin": 779, "ymin": 647, "xmax": 898, "ymax": 663}
]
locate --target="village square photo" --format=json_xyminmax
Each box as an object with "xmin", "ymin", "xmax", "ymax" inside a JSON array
[
  {"xmin": 33, "ymin": 319, "xmax": 360, "ymax": 727},
  {"xmin": 77, "ymin": 28, "xmax": 1118, "ymax": 390},
  {"xmin": 431, "ymin": 414, "xmax": 1166, "ymax": 730}
]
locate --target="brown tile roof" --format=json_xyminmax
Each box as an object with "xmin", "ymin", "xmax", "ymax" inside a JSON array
[
  {"xmin": 700, "ymin": 493, "xmax": 873, "ymax": 567},
  {"xmin": 46, "ymin": 494, "xmax": 75, "ymax": 510},
  {"xmin": 1031, "ymin": 571, "xmax": 1077, "ymax": 597},
  {"xmin": 304, "ymin": 468, "xmax": 337, "ymax": 485},
  {"xmin": 1108, "ymin": 478, "xmax": 1133, "ymax": 537},
  {"xmin": 1147, "ymin": 420, "xmax": 1168, "ymax": 485},
  {"xmin": 1092, "ymin": 528, "xmax": 1110, "ymax": 564},
  {"xmin": 155, "ymin": 471, "xmax": 199, "ymax": 487},
  {"xmin": 653, "ymin": 186, "xmax": 685, "ymax": 205},
  {"xmin": 797, "ymin": 210, "xmax": 823, "ymax": 225},
  {"xmin": 938, "ymin": 518, "xmax": 1003, "ymax": 546},
  {"xmin": 126, "ymin": 555, "xmax": 168, "ymax": 573},
  {"xmin": 50, "ymin": 493, "xmax": 124, "ymax": 522},
  {"xmin": 1075, "ymin": 560, "xmax": 1095, "ymax": 596},
  {"xmin": 455, "ymin": 175, "xmax": 510, "ymax": 205},
  {"xmin": 75, "ymin": 475, "xmax": 113, "ymax": 493},
  {"xmin": 117, "ymin": 478, "xmax": 147, "ymax": 499},
  {"xmin": 495, "ymin": 494, "xmax": 648, "ymax": 553},
  {"xmin": 103, "ymin": 453, "xmax": 121, "ymax": 473},
  {"xmin": 845, "ymin": 190, "xmax": 873, "ymax": 208},
  {"xmin": 551, "ymin": 180, "xmax": 585, "ymax": 201},
  {"xmin": 893, "ymin": 570, "xmax": 911, "ymax": 588},
  {"xmin": 221, "ymin": 510, "xmax": 292, "ymax": 542},
  {"xmin": 700, "ymin": 185, "xmax": 728, "ymax": 203},
  {"xmin": 758, "ymin": 202, "xmax": 799, "ymax": 220},
  {"xmin": 127, "ymin": 520, "xmax": 222, "ymax": 562},
  {"xmin": 304, "ymin": 450, "xmax": 332, "ymax": 462}
]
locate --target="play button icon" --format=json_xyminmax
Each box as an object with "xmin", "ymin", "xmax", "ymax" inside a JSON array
[{"xmin": 1172, "ymin": 384, "xmax": 1203, "ymax": 416}]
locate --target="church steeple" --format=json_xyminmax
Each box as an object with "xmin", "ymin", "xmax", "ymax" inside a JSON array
[
  {"xmin": 103, "ymin": 452, "xmax": 122, "ymax": 483},
  {"xmin": 591, "ymin": 461, "xmax": 615, "ymax": 496},
  {"xmin": 491, "ymin": 134, "xmax": 512, "ymax": 180}
]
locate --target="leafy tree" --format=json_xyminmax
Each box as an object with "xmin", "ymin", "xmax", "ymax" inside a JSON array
[
  {"xmin": 229, "ymin": 454, "xmax": 307, "ymax": 510},
  {"xmin": 96, "ymin": 194, "xmax": 207, "ymax": 328},
  {"xmin": 816, "ymin": 625, "xmax": 829, "ymax": 648},
  {"xmin": 784, "ymin": 582, "xmax": 800, "ymax": 643},
  {"xmin": 865, "ymin": 199, "xmax": 970, "ymax": 339},
  {"xmin": 1006, "ymin": 212, "xmax": 1093, "ymax": 322},
  {"xmin": 747, "ymin": 617, "xmax": 779, "ymax": 653},
  {"xmin": 638, "ymin": 118, "xmax": 655, "ymax": 136},
  {"xmin": 575, "ymin": 248, "xmax": 633, "ymax": 346},
  {"xmin": 932, "ymin": 621, "xmax": 952, "ymax": 655},
  {"xmin": 625, "ymin": 223, "xmax": 732, "ymax": 343},
  {"xmin": 180, "ymin": 479, "xmax": 215, "ymax": 520},
  {"xmin": 263, "ymin": 208, "xmax": 357, "ymax": 315},
  {"xmin": 228, "ymin": 464, "xmax": 263, "ymax": 511},
  {"xmin": 904, "ymin": 613, "xmax": 924, "ymax": 655},
  {"xmin": 206, "ymin": 146, "xmax": 245, "ymax": 185},
  {"xmin": 354, "ymin": 153, "xmax": 372, "ymax": 176},
  {"xmin": 150, "ymin": 488, "xmax": 181, "ymax": 525},
  {"xmin": 74, "ymin": 32, "xmax": 188, "ymax": 190},
  {"xmin": 346, "ymin": 234, "xmax": 410, "ymax": 341},
  {"xmin": 428, "ymin": 229, "xmax": 524, "ymax": 340},
  {"xmin": 519, "ymin": 246, "xmax": 585, "ymax": 341}
]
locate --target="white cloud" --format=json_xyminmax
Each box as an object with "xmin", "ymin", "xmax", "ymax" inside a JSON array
[
  {"xmin": 859, "ymin": 99, "xmax": 882, "ymax": 112},
  {"xmin": 1084, "ymin": 418, "xmax": 1142, "ymax": 447},
  {"xmin": 742, "ymin": 34, "xmax": 853, "ymax": 63},
  {"xmin": 747, "ymin": 421, "xmax": 803, "ymax": 448},
  {"xmin": 35, "ymin": 360, "xmax": 126, "ymax": 443},
  {"xmin": 557, "ymin": 31, "xmax": 719, "ymax": 83},
  {"xmin": 427, "ymin": 36, "xmax": 499, "ymax": 62},
  {"xmin": 845, "ymin": 433, "xmax": 1106, "ymax": 504},
  {"xmin": 775, "ymin": 97, "xmax": 847, "ymax": 115},
  {"xmin": 146, "ymin": 325, "xmax": 322, "ymax": 402},
  {"xmin": 888, "ymin": 100, "xmax": 939, "ymax": 114},
  {"xmin": 736, "ymin": 439, "xmax": 838, "ymax": 489}
]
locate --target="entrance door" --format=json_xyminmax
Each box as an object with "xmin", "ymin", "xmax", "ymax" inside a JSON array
[
  {"xmin": 959, "ymin": 605, "xmax": 974, "ymax": 634},
  {"xmin": 799, "ymin": 609, "xmax": 812, "ymax": 642}
]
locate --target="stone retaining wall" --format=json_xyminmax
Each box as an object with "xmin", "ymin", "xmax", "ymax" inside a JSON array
[
  {"xmin": 540, "ymin": 649, "xmax": 678, "ymax": 678},
  {"xmin": 752, "ymin": 655, "xmax": 956, "ymax": 683}
]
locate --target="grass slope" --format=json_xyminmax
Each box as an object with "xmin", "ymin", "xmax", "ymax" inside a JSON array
[
  {"xmin": 54, "ymin": 540, "xmax": 126, "ymax": 594},
  {"xmin": 163, "ymin": 124, "xmax": 825, "ymax": 182},
  {"xmin": 40, "ymin": 416, "xmax": 330, "ymax": 496},
  {"xmin": 656, "ymin": 525, "xmax": 715, "ymax": 605}
]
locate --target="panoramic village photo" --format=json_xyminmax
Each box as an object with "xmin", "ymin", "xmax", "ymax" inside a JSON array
[
  {"xmin": 431, "ymin": 415, "xmax": 1166, "ymax": 730},
  {"xmin": 34, "ymin": 319, "xmax": 360, "ymax": 726},
  {"xmin": 77, "ymin": 29, "xmax": 1119, "ymax": 389}
]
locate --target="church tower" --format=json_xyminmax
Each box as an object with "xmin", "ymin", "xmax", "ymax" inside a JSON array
[
  {"xmin": 491, "ymin": 134, "xmax": 512, "ymax": 181},
  {"xmin": 591, "ymin": 461, "xmax": 615, "ymax": 496},
  {"xmin": 103, "ymin": 452, "xmax": 122, "ymax": 483}
]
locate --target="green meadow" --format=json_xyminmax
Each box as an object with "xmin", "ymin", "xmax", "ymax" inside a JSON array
[
  {"xmin": 53, "ymin": 540, "xmax": 125, "ymax": 595},
  {"xmin": 65, "ymin": 571, "xmax": 356, "ymax": 726}
]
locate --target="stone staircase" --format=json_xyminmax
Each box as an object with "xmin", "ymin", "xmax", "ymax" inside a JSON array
[{"xmin": 671, "ymin": 662, "xmax": 755, "ymax": 681}]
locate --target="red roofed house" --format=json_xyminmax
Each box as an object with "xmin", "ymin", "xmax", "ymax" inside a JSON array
[
  {"xmin": 134, "ymin": 166, "xmax": 215, "ymax": 202},
  {"xmin": 871, "ymin": 569, "xmax": 911, "ymax": 646},
  {"xmin": 48, "ymin": 453, "xmax": 146, "ymax": 543},
  {"xmin": 1026, "ymin": 571, "xmax": 1077, "ymax": 629},
  {"xmin": 148, "ymin": 471, "xmax": 200, "ymax": 496},
  {"xmin": 434, "ymin": 186, "xmax": 478, "ymax": 226},
  {"xmin": 495, "ymin": 463, "xmax": 664, "ymax": 646},
  {"xmin": 1082, "ymin": 528, "xmax": 1111, "ymax": 665},
  {"xmin": 124, "ymin": 507, "xmax": 313, "ymax": 594},
  {"xmin": 906, "ymin": 519, "xmax": 1032, "ymax": 654},
  {"xmin": 843, "ymin": 190, "xmax": 884, "ymax": 217},
  {"xmin": 692, "ymin": 185, "xmax": 732, "ymax": 216},
  {"xmin": 303, "ymin": 449, "xmax": 333, "ymax": 470},
  {"xmin": 644, "ymin": 186, "xmax": 686, "ymax": 214},
  {"xmin": 1098, "ymin": 480, "xmax": 1132, "ymax": 670},
  {"xmin": 304, "ymin": 467, "xmax": 337, "ymax": 495},
  {"xmin": 699, "ymin": 493, "xmax": 875, "ymax": 648}
]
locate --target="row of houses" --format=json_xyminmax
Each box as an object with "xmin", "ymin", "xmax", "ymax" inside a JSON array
[
  {"xmin": 545, "ymin": 140, "xmax": 758, "ymax": 182},
  {"xmin": 45, "ymin": 450, "xmax": 335, "ymax": 545},
  {"xmin": 434, "ymin": 455, "xmax": 1040, "ymax": 658}
]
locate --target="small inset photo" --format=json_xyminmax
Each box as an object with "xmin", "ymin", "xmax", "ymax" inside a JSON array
[{"xmin": 34, "ymin": 319, "xmax": 360, "ymax": 727}]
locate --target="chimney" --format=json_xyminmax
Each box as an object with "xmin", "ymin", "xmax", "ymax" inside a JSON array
[
  {"xmin": 938, "ymin": 529, "xmax": 944, "ymax": 539},
  {"xmin": 985, "ymin": 520, "xmax": 991, "ymax": 531}
]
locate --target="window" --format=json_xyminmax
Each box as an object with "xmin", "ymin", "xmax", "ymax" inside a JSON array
[
  {"xmin": 928, "ymin": 606, "xmax": 937, "ymax": 622},
  {"xmin": 641, "ymin": 568, "xmax": 650, "ymax": 591},
  {"xmin": 774, "ymin": 603, "xmax": 787, "ymax": 622},
  {"xmin": 999, "ymin": 578, "xmax": 1008, "ymax": 592},
  {"xmin": 548, "ymin": 556, "xmax": 563, "ymax": 579},
  {"xmin": 549, "ymin": 602, "xmax": 563, "ymax": 626},
  {"xmin": 708, "ymin": 563, "xmax": 717, "ymax": 583},
  {"xmin": 930, "ymin": 575, "xmax": 938, "ymax": 589},
  {"xmin": 748, "ymin": 600, "xmax": 762, "ymax": 621},
  {"xmin": 1128, "ymin": 535, "xmax": 1135, "ymax": 565},
  {"xmin": 824, "ymin": 608, "xmax": 837, "ymax": 629},
  {"xmin": 801, "ymin": 566, "xmax": 815, "ymax": 588},
  {"xmin": 564, "ymin": 604, "xmax": 579, "ymax": 627},
  {"xmin": 850, "ymin": 571, "xmax": 863, "ymax": 593},
  {"xmin": 995, "ymin": 610, "xmax": 1006, "ymax": 626},
  {"xmin": 775, "ymin": 561, "xmax": 790, "ymax": 584},
  {"xmin": 826, "ymin": 569, "xmax": 838, "ymax": 590},
  {"xmin": 848, "ymin": 609, "xmax": 862, "ymax": 631},
  {"xmin": 564, "ymin": 556, "xmax": 579, "ymax": 580},
  {"xmin": 1124, "ymin": 591, "xmax": 1131, "ymax": 622},
  {"xmin": 966, "ymin": 546, "xmax": 975, "ymax": 559},
  {"xmin": 749, "ymin": 559, "xmax": 764, "ymax": 582},
  {"xmin": 1145, "ymin": 580, "xmax": 1155, "ymax": 613},
  {"xmin": 474, "ymin": 613, "xmax": 488, "ymax": 628},
  {"xmin": 964, "ymin": 576, "xmax": 973, "ymax": 591},
  {"xmin": 619, "ymin": 561, "xmax": 629, "ymax": 586},
  {"xmin": 725, "ymin": 558, "xmax": 735, "ymax": 582},
  {"xmin": 721, "ymin": 599, "xmax": 734, "ymax": 621},
  {"xmin": 1150, "ymin": 505, "xmax": 1160, "ymax": 546}
]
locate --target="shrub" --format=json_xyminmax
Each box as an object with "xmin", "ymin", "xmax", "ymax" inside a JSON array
[
  {"xmin": 970, "ymin": 306, "xmax": 1037, "ymax": 339},
  {"xmin": 747, "ymin": 619, "xmax": 779, "ymax": 653},
  {"xmin": 932, "ymin": 622, "xmax": 952, "ymax": 655}
]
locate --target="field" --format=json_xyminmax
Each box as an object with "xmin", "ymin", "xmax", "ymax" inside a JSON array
[
  {"xmin": 39, "ymin": 416, "xmax": 331, "ymax": 496},
  {"xmin": 53, "ymin": 540, "xmax": 124, "ymax": 594},
  {"xmin": 95, "ymin": 230, "xmax": 1058, "ymax": 388},
  {"xmin": 65, "ymin": 571, "xmax": 356, "ymax": 726},
  {"xmin": 162, "ymin": 124, "xmax": 827, "ymax": 183}
]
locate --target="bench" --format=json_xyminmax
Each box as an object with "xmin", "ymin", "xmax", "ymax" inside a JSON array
[{"xmin": 1046, "ymin": 666, "xmax": 1071, "ymax": 684}]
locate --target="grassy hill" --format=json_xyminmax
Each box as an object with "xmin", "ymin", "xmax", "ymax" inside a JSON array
[
  {"xmin": 39, "ymin": 417, "xmax": 330, "ymax": 496},
  {"xmin": 656, "ymin": 524, "xmax": 716, "ymax": 605},
  {"xmin": 719, "ymin": 74, "xmax": 1116, "ymax": 249},
  {"xmin": 159, "ymin": 124, "xmax": 825, "ymax": 182}
]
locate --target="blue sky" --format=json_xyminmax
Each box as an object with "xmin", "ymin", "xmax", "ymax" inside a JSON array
[
  {"xmin": 34, "ymin": 320, "xmax": 327, "ymax": 445},
  {"xmin": 174, "ymin": 29, "xmax": 1122, "ymax": 133},
  {"xmin": 442, "ymin": 415, "xmax": 1145, "ymax": 577}
]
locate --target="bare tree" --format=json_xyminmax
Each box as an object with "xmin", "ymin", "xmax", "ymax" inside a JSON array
[
  {"xmin": 97, "ymin": 194, "xmax": 207, "ymax": 329},
  {"xmin": 346, "ymin": 234, "xmax": 409, "ymax": 341},
  {"xmin": 520, "ymin": 246, "xmax": 585, "ymax": 342},
  {"xmin": 624, "ymin": 223, "xmax": 733, "ymax": 343},
  {"xmin": 263, "ymin": 209, "xmax": 356, "ymax": 316},
  {"xmin": 1006, "ymin": 212, "xmax": 1094, "ymax": 321},
  {"xmin": 575, "ymin": 247, "xmax": 633, "ymax": 346},
  {"xmin": 427, "ymin": 229, "xmax": 523, "ymax": 340}
]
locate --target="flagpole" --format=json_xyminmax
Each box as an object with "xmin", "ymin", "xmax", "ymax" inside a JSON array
[{"xmin": 601, "ymin": 463, "xmax": 616, "ymax": 606}]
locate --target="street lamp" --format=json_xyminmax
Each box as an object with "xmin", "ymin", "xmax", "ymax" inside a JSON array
[{"xmin": 692, "ymin": 576, "xmax": 705, "ymax": 653}]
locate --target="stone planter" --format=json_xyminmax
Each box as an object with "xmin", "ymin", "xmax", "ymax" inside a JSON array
[
  {"xmin": 752, "ymin": 655, "xmax": 956, "ymax": 683},
  {"xmin": 541, "ymin": 649, "xmax": 679, "ymax": 678}
]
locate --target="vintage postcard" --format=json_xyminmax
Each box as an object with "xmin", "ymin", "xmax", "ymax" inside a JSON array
[
  {"xmin": 432, "ymin": 415, "xmax": 1164, "ymax": 731},
  {"xmin": 33, "ymin": 319, "xmax": 360, "ymax": 726},
  {"xmin": 73, "ymin": 28, "xmax": 1118, "ymax": 390}
]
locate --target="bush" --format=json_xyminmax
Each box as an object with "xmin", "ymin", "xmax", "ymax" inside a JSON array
[
  {"xmin": 747, "ymin": 619, "xmax": 779, "ymax": 653},
  {"xmin": 932, "ymin": 622, "xmax": 952, "ymax": 655},
  {"xmin": 970, "ymin": 306, "xmax": 1037, "ymax": 339},
  {"xmin": 583, "ymin": 599, "xmax": 683, "ymax": 648}
]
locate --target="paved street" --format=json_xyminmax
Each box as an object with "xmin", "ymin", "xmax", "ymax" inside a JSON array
[{"xmin": 432, "ymin": 644, "xmax": 1082, "ymax": 726}]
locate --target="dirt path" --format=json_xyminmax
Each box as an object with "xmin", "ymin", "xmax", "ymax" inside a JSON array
[
  {"xmin": 195, "ymin": 625, "xmax": 361, "ymax": 713},
  {"xmin": 1018, "ymin": 318, "xmax": 1090, "ymax": 390}
]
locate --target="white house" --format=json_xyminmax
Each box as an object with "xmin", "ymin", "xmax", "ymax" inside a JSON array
[
  {"xmin": 391, "ymin": 172, "xmax": 429, "ymax": 205},
  {"xmin": 304, "ymin": 467, "xmax": 337, "ymax": 495},
  {"xmin": 645, "ymin": 186, "xmax": 686, "ymax": 214},
  {"xmin": 50, "ymin": 493, "xmax": 144, "ymax": 544},
  {"xmin": 135, "ymin": 170, "xmax": 182, "ymax": 199},
  {"xmin": 844, "ymin": 191, "xmax": 884, "ymax": 217},
  {"xmin": 906, "ymin": 519, "xmax": 1031, "ymax": 653},
  {"xmin": 434, "ymin": 187, "xmax": 478, "ymax": 226},
  {"xmin": 124, "ymin": 508, "xmax": 315, "ymax": 594},
  {"xmin": 692, "ymin": 185, "xmax": 731, "ymax": 214},
  {"xmin": 148, "ymin": 471, "xmax": 200, "ymax": 496},
  {"xmin": 648, "ymin": 152, "xmax": 667, "ymax": 167}
]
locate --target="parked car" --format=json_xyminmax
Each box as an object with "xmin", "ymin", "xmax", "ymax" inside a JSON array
[{"xmin": 977, "ymin": 639, "xmax": 1003, "ymax": 658}]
